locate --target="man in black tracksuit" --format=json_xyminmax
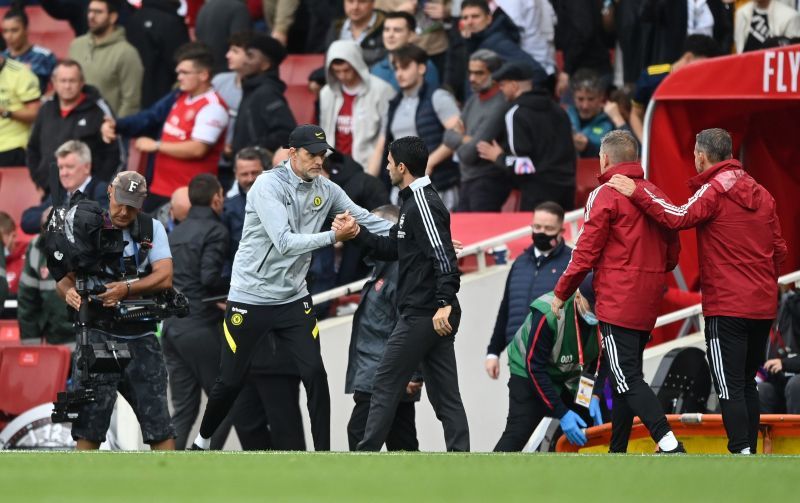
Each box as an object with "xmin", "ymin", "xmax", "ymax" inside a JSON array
[
  {"xmin": 477, "ymin": 61, "xmax": 576, "ymax": 211},
  {"xmin": 27, "ymin": 61, "xmax": 121, "ymax": 190},
  {"xmin": 336, "ymin": 136, "xmax": 469, "ymax": 452}
]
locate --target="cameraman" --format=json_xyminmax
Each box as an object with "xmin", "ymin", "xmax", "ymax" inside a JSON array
[{"xmin": 57, "ymin": 171, "xmax": 176, "ymax": 450}]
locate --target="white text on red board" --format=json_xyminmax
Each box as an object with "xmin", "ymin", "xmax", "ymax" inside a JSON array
[{"xmin": 763, "ymin": 51, "xmax": 800, "ymax": 93}]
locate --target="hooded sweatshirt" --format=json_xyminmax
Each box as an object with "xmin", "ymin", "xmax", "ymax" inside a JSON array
[
  {"xmin": 319, "ymin": 40, "xmax": 396, "ymax": 170},
  {"xmin": 232, "ymin": 68, "xmax": 296, "ymax": 154},
  {"xmin": 69, "ymin": 27, "xmax": 144, "ymax": 117}
]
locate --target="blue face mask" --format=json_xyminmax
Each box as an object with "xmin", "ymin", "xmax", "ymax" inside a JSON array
[{"xmin": 580, "ymin": 309, "xmax": 599, "ymax": 326}]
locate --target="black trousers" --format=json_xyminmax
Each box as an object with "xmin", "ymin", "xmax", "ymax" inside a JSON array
[
  {"xmin": 357, "ymin": 312, "xmax": 469, "ymax": 452},
  {"xmin": 759, "ymin": 375, "xmax": 800, "ymax": 414},
  {"xmin": 347, "ymin": 391, "xmax": 418, "ymax": 451},
  {"xmin": 230, "ymin": 374, "xmax": 306, "ymax": 450},
  {"xmin": 162, "ymin": 322, "xmax": 233, "ymax": 450},
  {"xmin": 600, "ymin": 322, "xmax": 671, "ymax": 452},
  {"xmin": 518, "ymin": 178, "xmax": 575, "ymax": 212},
  {"xmin": 457, "ymin": 174, "xmax": 512, "ymax": 212},
  {"xmin": 0, "ymin": 147, "xmax": 26, "ymax": 167},
  {"xmin": 199, "ymin": 296, "xmax": 331, "ymax": 450},
  {"xmin": 494, "ymin": 374, "xmax": 592, "ymax": 452},
  {"xmin": 705, "ymin": 316, "xmax": 771, "ymax": 453}
]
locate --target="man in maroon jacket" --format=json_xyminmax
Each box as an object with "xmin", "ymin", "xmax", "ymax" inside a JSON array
[
  {"xmin": 608, "ymin": 128, "xmax": 788, "ymax": 455},
  {"xmin": 552, "ymin": 130, "xmax": 684, "ymax": 453}
]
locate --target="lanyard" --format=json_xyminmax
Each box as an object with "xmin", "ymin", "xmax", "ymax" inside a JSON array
[{"xmin": 573, "ymin": 298, "xmax": 603, "ymax": 378}]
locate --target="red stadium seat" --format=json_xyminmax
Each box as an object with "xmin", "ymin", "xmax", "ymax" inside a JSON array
[
  {"xmin": 501, "ymin": 189, "xmax": 521, "ymax": 213},
  {"xmin": 0, "ymin": 167, "xmax": 43, "ymax": 231},
  {"xmin": 280, "ymin": 55, "xmax": 325, "ymax": 126},
  {"xmin": 0, "ymin": 7, "xmax": 75, "ymax": 60},
  {"xmin": 575, "ymin": 157, "xmax": 600, "ymax": 208},
  {"xmin": 0, "ymin": 344, "xmax": 71, "ymax": 423},
  {"xmin": 0, "ymin": 320, "xmax": 21, "ymax": 346}
]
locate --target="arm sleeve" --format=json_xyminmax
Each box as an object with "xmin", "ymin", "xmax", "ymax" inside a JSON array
[
  {"xmin": 770, "ymin": 203, "xmax": 788, "ymax": 277},
  {"xmin": 526, "ymin": 312, "xmax": 569, "ymax": 418},
  {"xmin": 351, "ymin": 225, "xmax": 400, "ymax": 261},
  {"xmin": 329, "ymin": 183, "xmax": 394, "ymax": 236},
  {"xmin": 16, "ymin": 68, "xmax": 42, "ymax": 103},
  {"xmin": 410, "ymin": 196, "xmax": 460, "ymax": 305},
  {"xmin": 782, "ymin": 355, "xmax": 800, "ymax": 374},
  {"xmin": 256, "ymin": 99, "xmax": 296, "ymax": 151},
  {"xmin": 554, "ymin": 187, "xmax": 613, "ymax": 301},
  {"xmin": 665, "ymin": 229, "xmax": 681, "ymax": 272},
  {"xmin": 456, "ymin": 103, "xmax": 507, "ymax": 169},
  {"xmin": 487, "ymin": 274, "xmax": 512, "ymax": 355},
  {"xmin": 432, "ymin": 89, "xmax": 460, "ymax": 125},
  {"xmin": 146, "ymin": 220, "xmax": 172, "ymax": 263},
  {"xmin": 21, "ymin": 200, "xmax": 49, "ymax": 235},
  {"xmin": 117, "ymin": 90, "xmax": 178, "ymax": 137},
  {"xmin": 200, "ymin": 225, "xmax": 231, "ymax": 295},
  {"xmin": 116, "ymin": 47, "xmax": 144, "ymax": 117},
  {"xmin": 191, "ymin": 102, "xmax": 229, "ymax": 144},
  {"xmin": 26, "ymin": 113, "xmax": 45, "ymax": 188},
  {"xmin": 254, "ymin": 179, "xmax": 336, "ymax": 256},
  {"xmin": 630, "ymin": 181, "xmax": 720, "ymax": 230}
]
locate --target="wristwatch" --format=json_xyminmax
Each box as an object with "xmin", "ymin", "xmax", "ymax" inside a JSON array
[
  {"xmin": 1, "ymin": 110, "xmax": 11, "ymax": 119},
  {"xmin": 437, "ymin": 299, "xmax": 449, "ymax": 308}
]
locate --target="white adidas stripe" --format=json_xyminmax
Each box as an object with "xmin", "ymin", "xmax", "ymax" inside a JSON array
[
  {"xmin": 413, "ymin": 189, "xmax": 451, "ymax": 273},
  {"xmin": 644, "ymin": 183, "xmax": 712, "ymax": 217},
  {"xmin": 603, "ymin": 325, "xmax": 629, "ymax": 393}
]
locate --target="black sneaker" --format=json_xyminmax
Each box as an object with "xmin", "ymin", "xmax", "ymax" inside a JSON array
[
  {"xmin": 656, "ymin": 441, "xmax": 686, "ymax": 454},
  {"xmin": 188, "ymin": 443, "xmax": 206, "ymax": 451}
]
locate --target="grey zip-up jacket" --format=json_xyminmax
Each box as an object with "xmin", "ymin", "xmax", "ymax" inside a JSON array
[{"xmin": 228, "ymin": 160, "xmax": 393, "ymax": 305}]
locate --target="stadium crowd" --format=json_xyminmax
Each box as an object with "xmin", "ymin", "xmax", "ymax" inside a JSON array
[{"xmin": 0, "ymin": 0, "xmax": 797, "ymax": 452}]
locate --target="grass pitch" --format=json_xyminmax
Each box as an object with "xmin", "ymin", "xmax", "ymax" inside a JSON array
[{"xmin": 0, "ymin": 451, "xmax": 795, "ymax": 502}]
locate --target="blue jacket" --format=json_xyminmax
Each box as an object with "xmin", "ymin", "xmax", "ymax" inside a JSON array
[
  {"xmin": 21, "ymin": 177, "xmax": 109, "ymax": 234},
  {"xmin": 566, "ymin": 107, "xmax": 615, "ymax": 158},
  {"xmin": 370, "ymin": 54, "xmax": 440, "ymax": 92},
  {"xmin": 117, "ymin": 89, "xmax": 180, "ymax": 138},
  {"xmin": 222, "ymin": 184, "xmax": 247, "ymax": 260},
  {"xmin": 487, "ymin": 240, "xmax": 572, "ymax": 355}
]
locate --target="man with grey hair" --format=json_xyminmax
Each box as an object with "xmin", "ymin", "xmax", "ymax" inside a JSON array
[
  {"xmin": 21, "ymin": 140, "xmax": 109, "ymax": 234},
  {"xmin": 566, "ymin": 68, "xmax": 619, "ymax": 159},
  {"xmin": 608, "ymin": 127, "xmax": 787, "ymax": 454},
  {"xmin": 443, "ymin": 49, "xmax": 511, "ymax": 212},
  {"xmin": 552, "ymin": 129, "xmax": 683, "ymax": 453}
]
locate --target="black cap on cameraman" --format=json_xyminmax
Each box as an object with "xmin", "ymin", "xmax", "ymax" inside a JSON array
[{"xmin": 286, "ymin": 125, "xmax": 335, "ymax": 155}]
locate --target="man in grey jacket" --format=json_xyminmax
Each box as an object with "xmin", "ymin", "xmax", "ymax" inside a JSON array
[{"xmin": 192, "ymin": 124, "xmax": 393, "ymax": 451}]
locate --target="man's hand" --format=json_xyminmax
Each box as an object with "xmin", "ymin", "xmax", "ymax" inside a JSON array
[
  {"xmin": 551, "ymin": 296, "xmax": 565, "ymax": 319},
  {"xmin": 451, "ymin": 118, "xmax": 465, "ymax": 135},
  {"xmin": 65, "ymin": 287, "xmax": 82, "ymax": 310},
  {"xmin": 271, "ymin": 30, "xmax": 288, "ymax": 46},
  {"xmin": 485, "ymin": 357, "xmax": 500, "ymax": 380},
  {"xmin": 135, "ymin": 137, "xmax": 160, "ymax": 153},
  {"xmin": 477, "ymin": 140, "xmax": 504, "ymax": 163},
  {"xmin": 603, "ymin": 101, "xmax": 627, "ymax": 128},
  {"xmin": 764, "ymin": 358, "xmax": 783, "ymax": 374},
  {"xmin": 101, "ymin": 116, "xmax": 117, "ymax": 144},
  {"xmin": 573, "ymin": 133, "xmax": 589, "ymax": 153},
  {"xmin": 433, "ymin": 305, "xmax": 453, "ymax": 336},
  {"xmin": 406, "ymin": 381, "xmax": 423, "ymax": 395},
  {"xmin": 606, "ymin": 174, "xmax": 636, "ymax": 197},
  {"xmin": 333, "ymin": 211, "xmax": 360, "ymax": 242},
  {"xmin": 559, "ymin": 410, "xmax": 588, "ymax": 446},
  {"xmin": 556, "ymin": 72, "xmax": 570, "ymax": 98},
  {"xmin": 97, "ymin": 281, "xmax": 128, "ymax": 307}
]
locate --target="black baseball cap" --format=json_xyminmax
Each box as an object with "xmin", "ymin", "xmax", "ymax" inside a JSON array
[
  {"xmin": 286, "ymin": 125, "xmax": 335, "ymax": 154},
  {"xmin": 492, "ymin": 61, "xmax": 538, "ymax": 82}
]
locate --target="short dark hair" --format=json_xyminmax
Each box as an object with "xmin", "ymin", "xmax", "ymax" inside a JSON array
[
  {"xmin": 600, "ymin": 130, "xmax": 639, "ymax": 164},
  {"xmin": 695, "ymin": 128, "xmax": 732, "ymax": 163},
  {"xmin": 461, "ymin": 0, "xmax": 491, "ymax": 15},
  {"xmin": 235, "ymin": 146, "xmax": 272, "ymax": 170},
  {"xmin": 175, "ymin": 42, "xmax": 214, "ymax": 72},
  {"xmin": 391, "ymin": 43, "xmax": 428, "ymax": 69},
  {"xmin": 3, "ymin": 8, "xmax": 29, "ymax": 28},
  {"xmin": 90, "ymin": 0, "xmax": 121, "ymax": 15},
  {"xmin": 683, "ymin": 34, "xmax": 720, "ymax": 58},
  {"xmin": 384, "ymin": 11, "xmax": 416, "ymax": 32},
  {"xmin": 571, "ymin": 67, "xmax": 605, "ymax": 94},
  {"xmin": 188, "ymin": 174, "xmax": 222, "ymax": 206},
  {"xmin": 389, "ymin": 136, "xmax": 428, "ymax": 178},
  {"xmin": 54, "ymin": 59, "xmax": 84, "ymax": 80},
  {"xmin": 228, "ymin": 30, "xmax": 254, "ymax": 49},
  {"xmin": 534, "ymin": 201, "xmax": 565, "ymax": 223}
]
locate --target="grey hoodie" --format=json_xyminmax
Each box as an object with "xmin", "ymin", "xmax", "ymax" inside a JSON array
[
  {"xmin": 228, "ymin": 159, "xmax": 393, "ymax": 305},
  {"xmin": 319, "ymin": 40, "xmax": 396, "ymax": 169}
]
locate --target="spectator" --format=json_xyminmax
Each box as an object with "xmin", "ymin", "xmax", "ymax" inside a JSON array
[
  {"xmin": 0, "ymin": 211, "xmax": 23, "ymax": 298},
  {"xmin": 126, "ymin": 0, "xmax": 191, "ymax": 108},
  {"xmin": 18, "ymin": 231, "xmax": 73, "ymax": 344},
  {"xmin": 0, "ymin": 52, "xmax": 41, "ymax": 167},
  {"xmin": 552, "ymin": 0, "xmax": 612, "ymax": 97},
  {"xmin": 370, "ymin": 11, "xmax": 440, "ymax": 92},
  {"xmin": 442, "ymin": 48, "xmax": 510, "ymax": 212},
  {"xmin": 259, "ymin": 0, "xmax": 300, "ymax": 46},
  {"xmin": 761, "ymin": 354, "xmax": 800, "ymax": 414},
  {"xmin": 69, "ymin": 0, "xmax": 145, "ymax": 117},
  {"xmin": 1, "ymin": 8, "xmax": 57, "ymax": 94},
  {"xmin": 325, "ymin": 0, "xmax": 386, "ymax": 67},
  {"xmin": 212, "ymin": 31, "xmax": 254, "ymax": 190},
  {"xmin": 39, "ymin": 0, "xmax": 90, "ymax": 36},
  {"xmin": 369, "ymin": 44, "xmax": 461, "ymax": 209},
  {"xmin": 735, "ymin": 0, "xmax": 800, "ymax": 52},
  {"xmin": 232, "ymin": 34, "xmax": 295, "ymax": 155},
  {"xmin": 477, "ymin": 61, "xmax": 576, "ymax": 211},
  {"xmin": 494, "ymin": 0, "xmax": 557, "ymax": 78},
  {"xmin": 196, "ymin": 0, "xmax": 252, "ymax": 74},
  {"xmin": 485, "ymin": 202, "xmax": 573, "ymax": 379},
  {"xmin": 108, "ymin": 43, "xmax": 228, "ymax": 212},
  {"xmin": 320, "ymin": 40, "xmax": 396, "ymax": 170},
  {"xmin": 21, "ymin": 140, "xmax": 109, "ymax": 235},
  {"xmin": 567, "ymin": 68, "xmax": 615, "ymax": 158},
  {"xmin": 629, "ymin": 35, "xmax": 719, "ymax": 141},
  {"xmin": 222, "ymin": 146, "xmax": 270, "ymax": 260},
  {"xmin": 641, "ymin": 0, "xmax": 733, "ymax": 66},
  {"xmin": 494, "ymin": 275, "xmax": 606, "ymax": 451},
  {"xmin": 0, "ymin": 212, "xmax": 13, "ymax": 310},
  {"xmin": 154, "ymin": 186, "xmax": 192, "ymax": 234},
  {"xmin": 26, "ymin": 60, "xmax": 121, "ymax": 191},
  {"xmin": 163, "ymin": 173, "xmax": 231, "ymax": 450},
  {"xmin": 459, "ymin": 0, "xmax": 547, "ymax": 89},
  {"xmin": 378, "ymin": 0, "xmax": 450, "ymax": 76},
  {"xmin": 346, "ymin": 203, "xmax": 421, "ymax": 451}
]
